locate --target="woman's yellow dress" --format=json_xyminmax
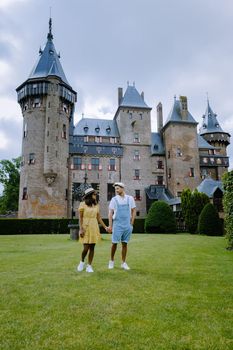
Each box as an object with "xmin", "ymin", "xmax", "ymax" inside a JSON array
[{"xmin": 78, "ymin": 202, "xmax": 101, "ymax": 244}]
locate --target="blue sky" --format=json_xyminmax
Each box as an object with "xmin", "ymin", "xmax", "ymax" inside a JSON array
[{"xmin": 0, "ymin": 0, "xmax": 233, "ymax": 169}]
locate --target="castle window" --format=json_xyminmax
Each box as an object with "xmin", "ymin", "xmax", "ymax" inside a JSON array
[
  {"xmin": 63, "ymin": 103, "xmax": 68, "ymax": 113},
  {"xmin": 110, "ymin": 137, "xmax": 116, "ymax": 144},
  {"xmin": 65, "ymin": 189, "xmax": 68, "ymax": 201},
  {"xmin": 24, "ymin": 103, "xmax": 28, "ymax": 111},
  {"xmin": 56, "ymin": 136, "xmax": 58, "ymax": 141},
  {"xmin": 48, "ymin": 117, "xmax": 50, "ymax": 124},
  {"xmin": 84, "ymin": 136, "xmax": 89, "ymax": 142},
  {"xmin": 134, "ymin": 150, "xmax": 140, "ymax": 161},
  {"xmin": 47, "ymin": 130, "xmax": 49, "ymax": 137},
  {"xmin": 133, "ymin": 133, "xmax": 140, "ymax": 143},
  {"xmin": 48, "ymin": 101, "xmax": 50, "ymax": 108},
  {"xmin": 208, "ymin": 149, "xmax": 214, "ymax": 155},
  {"xmin": 136, "ymin": 211, "xmax": 140, "ymax": 217},
  {"xmin": 134, "ymin": 190, "xmax": 141, "ymax": 201},
  {"xmin": 23, "ymin": 123, "xmax": 28, "ymax": 138},
  {"xmin": 157, "ymin": 176, "xmax": 163, "ymax": 185},
  {"xmin": 91, "ymin": 158, "xmax": 99, "ymax": 170},
  {"xmin": 62, "ymin": 124, "xmax": 67, "ymax": 139},
  {"xmin": 33, "ymin": 98, "xmax": 41, "ymax": 108},
  {"xmin": 168, "ymin": 168, "xmax": 171, "ymax": 178},
  {"xmin": 134, "ymin": 169, "xmax": 140, "ymax": 180},
  {"xmin": 140, "ymin": 113, "xmax": 143, "ymax": 120},
  {"xmin": 22, "ymin": 187, "xmax": 28, "ymax": 200},
  {"xmin": 56, "ymin": 151, "xmax": 58, "ymax": 158},
  {"xmin": 108, "ymin": 159, "xmax": 116, "ymax": 171},
  {"xmin": 95, "ymin": 136, "xmax": 102, "ymax": 143},
  {"xmin": 47, "ymin": 146, "xmax": 49, "ymax": 152},
  {"xmin": 107, "ymin": 184, "xmax": 115, "ymax": 201},
  {"xmin": 168, "ymin": 151, "xmax": 171, "ymax": 158},
  {"xmin": 157, "ymin": 160, "xmax": 163, "ymax": 169},
  {"xmin": 129, "ymin": 112, "xmax": 133, "ymax": 119},
  {"xmin": 189, "ymin": 168, "xmax": 194, "ymax": 177},
  {"xmin": 73, "ymin": 157, "xmax": 82, "ymax": 170},
  {"xmin": 176, "ymin": 147, "xmax": 182, "ymax": 157},
  {"xmin": 28, "ymin": 153, "xmax": 35, "ymax": 165}
]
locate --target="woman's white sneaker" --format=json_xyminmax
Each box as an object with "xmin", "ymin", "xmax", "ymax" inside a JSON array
[
  {"xmin": 77, "ymin": 261, "xmax": 85, "ymax": 272},
  {"xmin": 121, "ymin": 262, "xmax": 130, "ymax": 270},
  {"xmin": 86, "ymin": 265, "xmax": 94, "ymax": 273},
  {"xmin": 108, "ymin": 260, "xmax": 114, "ymax": 269}
]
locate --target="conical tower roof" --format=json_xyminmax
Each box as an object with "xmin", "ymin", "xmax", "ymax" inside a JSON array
[
  {"xmin": 120, "ymin": 84, "xmax": 150, "ymax": 109},
  {"xmin": 199, "ymin": 100, "xmax": 225, "ymax": 135},
  {"xmin": 163, "ymin": 97, "xmax": 197, "ymax": 128},
  {"xmin": 28, "ymin": 18, "xmax": 70, "ymax": 86}
]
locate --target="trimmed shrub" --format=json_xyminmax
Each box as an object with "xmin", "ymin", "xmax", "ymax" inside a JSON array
[
  {"xmin": 181, "ymin": 188, "xmax": 210, "ymax": 234},
  {"xmin": 223, "ymin": 171, "xmax": 233, "ymax": 249},
  {"xmin": 145, "ymin": 200, "xmax": 176, "ymax": 233},
  {"xmin": 198, "ymin": 203, "xmax": 222, "ymax": 236}
]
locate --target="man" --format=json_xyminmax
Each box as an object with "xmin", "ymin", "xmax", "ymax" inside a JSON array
[{"xmin": 108, "ymin": 182, "xmax": 136, "ymax": 270}]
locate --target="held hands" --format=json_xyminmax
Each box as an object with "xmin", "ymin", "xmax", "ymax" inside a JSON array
[
  {"xmin": 105, "ymin": 226, "xmax": 112, "ymax": 233},
  {"xmin": 79, "ymin": 228, "xmax": 85, "ymax": 238}
]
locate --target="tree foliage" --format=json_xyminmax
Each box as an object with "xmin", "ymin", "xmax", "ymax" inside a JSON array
[
  {"xmin": 198, "ymin": 203, "xmax": 222, "ymax": 236},
  {"xmin": 145, "ymin": 200, "xmax": 176, "ymax": 233},
  {"xmin": 181, "ymin": 188, "xmax": 210, "ymax": 234},
  {"xmin": 222, "ymin": 170, "xmax": 233, "ymax": 249},
  {"xmin": 0, "ymin": 157, "xmax": 20, "ymax": 214}
]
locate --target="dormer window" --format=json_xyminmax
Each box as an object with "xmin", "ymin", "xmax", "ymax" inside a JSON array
[
  {"xmin": 154, "ymin": 144, "xmax": 159, "ymax": 151},
  {"xmin": 203, "ymin": 123, "xmax": 207, "ymax": 128},
  {"xmin": 106, "ymin": 126, "xmax": 111, "ymax": 134},
  {"xmin": 49, "ymin": 49, "xmax": 54, "ymax": 55},
  {"xmin": 83, "ymin": 126, "xmax": 89, "ymax": 133},
  {"xmin": 215, "ymin": 123, "xmax": 219, "ymax": 127},
  {"xmin": 95, "ymin": 126, "xmax": 100, "ymax": 133}
]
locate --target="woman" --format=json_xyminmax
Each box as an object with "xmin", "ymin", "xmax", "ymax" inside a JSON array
[{"xmin": 77, "ymin": 187, "xmax": 108, "ymax": 273}]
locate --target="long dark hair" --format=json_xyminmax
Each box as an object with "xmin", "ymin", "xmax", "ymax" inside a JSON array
[{"xmin": 84, "ymin": 193, "xmax": 98, "ymax": 207}]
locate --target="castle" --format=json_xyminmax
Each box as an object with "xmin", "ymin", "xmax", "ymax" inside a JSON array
[{"xmin": 17, "ymin": 20, "xmax": 230, "ymax": 218}]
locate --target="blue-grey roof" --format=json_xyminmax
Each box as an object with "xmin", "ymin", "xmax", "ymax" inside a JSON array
[
  {"xmin": 199, "ymin": 101, "xmax": 225, "ymax": 135},
  {"xmin": 197, "ymin": 134, "xmax": 215, "ymax": 149},
  {"xmin": 151, "ymin": 132, "xmax": 165, "ymax": 155},
  {"xmin": 28, "ymin": 21, "xmax": 70, "ymax": 86},
  {"xmin": 120, "ymin": 85, "xmax": 150, "ymax": 109},
  {"xmin": 145, "ymin": 185, "xmax": 173, "ymax": 201},
  {"xmin": 164, "ymin": 98, "xmax": 198, "ymax": 127},
  {"xmin": 196, "ymin": 177, "xmax": 223, "ymax": 198},
  {"xmin": 74, "ymin": 118, "xmax": 120, "ymax": 137}
]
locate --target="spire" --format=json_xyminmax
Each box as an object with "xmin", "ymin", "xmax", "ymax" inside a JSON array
[
  {"xmin": 47, "ymin": 17, "xmax": 53, "ymax": 41},
  {"xmin": 199, "ymin": 100, "xmax": 224, "ymax": 135}
]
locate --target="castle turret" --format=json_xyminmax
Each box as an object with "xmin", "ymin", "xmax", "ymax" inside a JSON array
[
  {"xmin": 162, "ymin": 96, "xmax": 200, "ymax": 197},
  {"xmin": 199, "ymin": 100, "xmax": 230, "ymax": 180},
  {"xmin": 16, "ymin": 18, "xmax": 77, "ymax": 218}
]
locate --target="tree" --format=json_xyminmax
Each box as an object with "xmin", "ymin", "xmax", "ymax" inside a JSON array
[
  {"xmin": 0, "ymin": 157, "xmax": 20, "ymax": 214},
  {"xmin": 145, "ymin": 200, "xmax": 176, "ymax": 233},
  {"xmin": 181, "ymin": 188, "xmax": 209, "ymax": 234},
  {"xmin": 198, "ymin": 203, "xmax": 222, "ymax": 236},
  {"xmin": 222, "ymin": 171, "xmax": 233, "ymax": 249}
]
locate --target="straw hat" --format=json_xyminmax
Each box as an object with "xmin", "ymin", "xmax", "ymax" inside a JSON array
[
  {"xmin": 113, "ymin": 182, "xmax": 125, "ymax": 188},
  {"xmin": 83, "ymin": 187, "xmax": 97, "ymax": 198}
]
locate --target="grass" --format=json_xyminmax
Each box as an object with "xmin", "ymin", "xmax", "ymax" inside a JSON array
[{"xmin": 0, "ymin": 233, "xmax": 233, "ymax": 350}]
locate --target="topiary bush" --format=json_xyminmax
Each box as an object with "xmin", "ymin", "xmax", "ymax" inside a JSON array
[
  {"xmin": 145, "ymin": 200, "xmax": 176, "ymax": 233},
  {"xmin": 198, "ymin": 203, "xmax": 222, "ymax": 236}
]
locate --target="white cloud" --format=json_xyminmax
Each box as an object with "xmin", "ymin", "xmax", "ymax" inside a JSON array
[
  {"xmin": 0, "ymin": 0, "xmax": 29, "ymax": 11},
  {"xmin": 0, "ymin": 96, "xmax": 21, "ymax": 122},
  {"xmin": 0, "ymin": 130, "xmax": 10, "ymax": 150}
]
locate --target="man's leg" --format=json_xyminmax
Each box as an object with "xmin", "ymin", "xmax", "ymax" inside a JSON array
[{"xmin": 111, "ymin": 243, "xmax": 117, "ymax": 261}]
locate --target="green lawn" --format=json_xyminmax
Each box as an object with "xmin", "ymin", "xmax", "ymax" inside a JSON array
[{"xmin": 0, "ymin": 234, "xmax": 233, "ymax": 350}]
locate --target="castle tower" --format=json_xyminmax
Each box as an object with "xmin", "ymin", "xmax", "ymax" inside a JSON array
[
  {"xmin": 114, "ymin": 83, "xmax": 153, "ymax": 216},
  {"xmin": 199, "ymin": 100, "xmax": 230, "ymax": 180},
  {"xmin": 162, "ymin": 96, "xmax": 200, "ymax": 197},
  {"xmin": 16, "ymin": 19, "xmax": 77, "ymax": 218}
]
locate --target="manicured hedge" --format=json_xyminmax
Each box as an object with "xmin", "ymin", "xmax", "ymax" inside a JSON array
[
  {"xmin": 0, "ymin": 219, "xmax": 78, "ymax": 235},
  {"xmin": 0, "ymin": 218, "xmax": 145, "ymax": 235},
  {"xmin": 145, "ymin": 200, "xmax": 176, "ymax": 233}
]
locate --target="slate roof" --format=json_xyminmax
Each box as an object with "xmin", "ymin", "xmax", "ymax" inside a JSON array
[
  {"xmin": 151, "ymin": 132, "xmax": 165, "ymax": 155},
  {"xmin": 197, "ymin": 134, "xmax": 215, "ymax": 149},
  {"xmin": 119, "ymin": 85, "xmax": 150, "ymax": 109},
  {"xmin": 164, "ymin": 98, "xmax": 198, "ymax": 128},
  {"xmin": 28, "ymin": 19, "xmax": 70, "ymax": 86},
  {"xmin": 145, "ymin": 185, "xmax": 173, "ymax": 201},
  {"xmin": 199, "ymin": 101, "xmax": 225, "ymax": 135},
  {"xmin": 196, "ymin": 177, "xmax": 223, "ymax": 198},
  {"xmin": 74, "ymin": 118, "xmax": 120, "ymax": 137}
]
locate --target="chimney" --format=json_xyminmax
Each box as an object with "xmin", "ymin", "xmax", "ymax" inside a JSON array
[
  {"xmin": 118, "ymin": 87, "xmax": 123, "ymax": 106},
  {"xmin": 157, "ymin": 102, "xmax": 163, "ymax": 133},
  {"xmin": 179, "ymin": 96, "xmax": 188, "ymax": 120},
  {"xmin": 141, "ymin": 91, "xmax": 144, "ymax": 101}
]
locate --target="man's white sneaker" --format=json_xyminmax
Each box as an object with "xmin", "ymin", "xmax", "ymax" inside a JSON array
[
  {"xmin": 77, "ymin": 261, "xmax": 85, "ymax": 272},
  {"xmin": 86, "ymin": 265, "xmax": 94, "ymax": 273},
  {"xmin": 108, "ymin": 260, "xmax": 114, "ymax": 269},
  {"xmin": 121, "ymin": 262, "xmax": 130, "ymax": 270}
]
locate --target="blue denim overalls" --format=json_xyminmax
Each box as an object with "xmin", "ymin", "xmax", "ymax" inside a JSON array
[{"xmin": 112, "ymin": 196, "xmax": 133, "ymax": 243}]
